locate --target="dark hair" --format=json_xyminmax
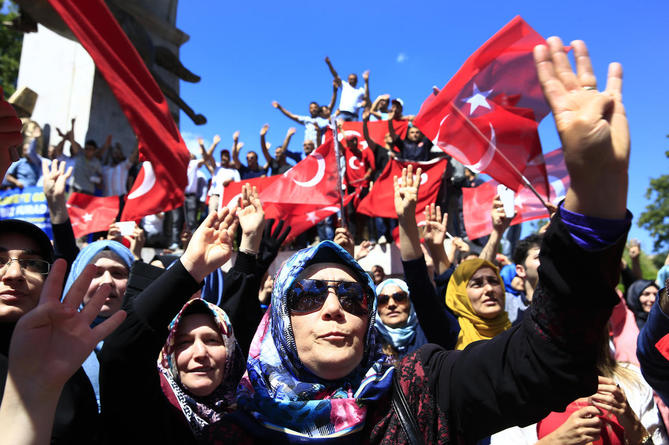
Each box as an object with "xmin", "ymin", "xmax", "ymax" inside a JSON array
[
  {"xmin": 220, "ymin": 149, "xmax": 230, "ymax": 157},
  {"xmin": 309, "ymin": 101, "xmax": 319, "ymax": 107},
  {"xmin": 512, "ymin": 234, "xmax": 542, "ymax": 266},
  {"xmin": 85, "ymin": 139, "xmax": 98, "ymax": 148}
]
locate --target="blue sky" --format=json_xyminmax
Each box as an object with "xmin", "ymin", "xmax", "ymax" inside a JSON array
[{"xmin": 175, "ymin": 0, "xmax": 669, "ymax": 253}]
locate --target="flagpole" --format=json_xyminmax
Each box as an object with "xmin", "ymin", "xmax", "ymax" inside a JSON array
[
  {"xmin": 449, "ymin": 103, "xmax": 550, "ymax": 210},
  {"xmin": 332, "ymin": 119, "xmax": 347, "ymax": 229}
]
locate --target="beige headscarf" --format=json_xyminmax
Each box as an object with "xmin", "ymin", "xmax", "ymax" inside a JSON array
[{"xmin": 445, "ymin": 258, "xmax": 511, "ymax": 350}]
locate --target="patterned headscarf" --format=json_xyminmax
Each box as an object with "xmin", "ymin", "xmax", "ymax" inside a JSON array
[
  {"xmin": 158, "ymin": 299, "xmax": 244, "ymax": 437},
  {"xmin": 374, "ymin": 278, "xmax": 425, "ymax": 354},
  {"xmin": 236, "ymin": 241, "xmax": 394, "ymax": 439},
  {"xmin": 445, "ymin": 258, "xmax": 511, "ymax": 350}
]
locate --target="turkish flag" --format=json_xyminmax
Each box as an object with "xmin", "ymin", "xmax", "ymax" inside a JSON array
[
  {"xmin": 220, "ymin": 176, "xmax": 279, "ymax": 210},
  {"xmin": 47, "ymin": 0, "xmax": 191, "ymax": 220},
  {"xmin": 259, "ymin": 137, "xmax": 340, "ymax": 207},
  {"xmin": 340, "ymin": 120, "xmax": 408, "ymax": 151},
  {"xmin": 342, "ymin": 143, "xmax": 375, "ymax": 189},
  {"xmin": 357, "ymin": 157, "xmax": 448, "ymax": 224},
  {"xmin": 414, "ymin": 16, "xmax": 549, "ymax": 193},
  {"xmin": 67, "ymin": 192, "xmax": 120, "ymax": 239},
  {"xmin": 121, "ymin": 162, "xmax": 183, "ymax": 221},
  {"xmin": 462, "ymin": 148, "xmax": 570, "ymax": 240}
]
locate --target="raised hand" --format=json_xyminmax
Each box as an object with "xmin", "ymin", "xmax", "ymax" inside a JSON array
[
  {"xmin": 213, "ymin": 134, "xmax": 221, "ymax": 145},
  {"xmin": 180, "ymin": 206, "xmax": 237, "ymax": 282},
  {"xmin": 260, "ymin": 124, "xmax": 269, "ymax": 136},
  {"xmin": 423, "ymin": 204, "xmax": 448, "ymax": 248},
  {"xmin": 355, "ymin": 240, "xmax": 373, "ymax": 261},
  {"xmin": 393, "ymin": 165, "xmax": 422, "ymax": 221},
  {"xmin": 43, "ymin": 160, "xmax": 72, "ymax": 202},
  {"xmin": 534, "ymin": 38, "xmax": 628, "ymax": 218},
  {"xmin": 333, "ymin": 226, "xmax": 355, "ymax": 257},
  {"xmin": 362, "ymin": 70, "xmax": 369, "ymax": 81},
  {"xmin": 257, "ymin": 219, "xmax": 291, "ymax": 270},
  {"xmin": 9, "ymin": 259, "xmax": 126, "ymax": 393},
  {"xmin": 237, "ymin": 184, "xmax": 265, "ymax": 238},
  {"xmin": 128, "ymin": 226, "xmax": 146, "ymax": 260},
  {"xmin": 490, "ymin": 195, "xmax": 511, "ymax": 234},
  {"xmin": 106, "ymin": 222, "xmax": 122, "ymax": 243},
  {"xmin": 197, "ymin": 137, "xmax": 205, "ymax": 146},
  {"xmin": 287, "ymin": 127, "xmax": 296, "ymax": 137},
  {"xmin": 233, "ymin": 131, "xmax": 240, "ymax": 141},
  {"xmin": 271, "ymin": 101, "xmax": 279, "ymax": 108}
]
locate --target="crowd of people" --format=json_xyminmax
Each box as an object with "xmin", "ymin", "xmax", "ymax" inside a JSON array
[{"xmin": 0, "ymin": 38, "xmax": 668, "ymax": 445}]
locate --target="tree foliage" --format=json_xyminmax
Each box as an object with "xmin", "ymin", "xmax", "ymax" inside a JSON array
[
  {"xmin": 0, "ymin": 0, "xmax": 22, "ymax": 100},
  {"xmin": 638, "ymin": 144, "xmax": 669, "ymax": 252}
]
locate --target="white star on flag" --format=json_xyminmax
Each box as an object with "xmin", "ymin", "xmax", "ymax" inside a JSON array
[
  {"xmin": 306, "ymin": 211, "xmax": 319, "ymax": 224},
  {"xmin": 83, "ymin": 213, "xmax": 93, "ymax": 222},
  {"xmin": 462, "ymin": 83, "xmax": 493, "ymax": 115}
]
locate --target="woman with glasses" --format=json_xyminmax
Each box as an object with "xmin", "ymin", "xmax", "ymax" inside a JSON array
[{"xmin": 374, "ymin": 278, "xmax": 428, "ymax": 360}]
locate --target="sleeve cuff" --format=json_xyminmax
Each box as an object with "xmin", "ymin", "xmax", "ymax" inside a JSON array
[{"xmin": 559, "ymin": 203, "xmax": 632, "ymax": 251}]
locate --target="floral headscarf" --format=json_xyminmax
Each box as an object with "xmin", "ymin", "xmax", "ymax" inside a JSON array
[
  {"xmin": 445, "ymin": 258, "xmax": 511, "ymax": 350},
  {"xmin": 236, "ymin": 241, "xmax": 394, "ymax": 439},
  {"xmin": 158, "ymin": 298, "xmax": 244, "ymax": 437}
]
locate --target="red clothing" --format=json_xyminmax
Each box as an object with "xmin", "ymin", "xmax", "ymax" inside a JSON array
[
  {"xmin": 344, "ymin": 145, "xmax": 375, "ymax": 189},
  {"xmin": 537, "ymin": 401, "xmax": 625, "ymax": 445}
]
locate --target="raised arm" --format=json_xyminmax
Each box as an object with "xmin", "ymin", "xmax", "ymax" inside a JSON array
[
  {"xmin": 232, "ymin": 131, "xmax": 242, "ymax": 169},
  {"xmin": 327, "ymin": 79, "xmax": 338, "ymax": 113},
  {"xmin": 259, "ymin": 124, "xmax": 274, "ymax": 164},
  {"xmin": 395, "ymin": 164, "xmax": 423, "ymax": 261},
  {"xmin": 282, "ymin": 127, "xmax": 296, "ymax": 153},
  {"xmin": 0, "ymin": 259, "xmax": 125, "ymax": 445},
  {"xmin": 96, "ymin": 134, "xmax": 112, "ymax": 160},
  {"xmin": 362, "ymin": 70, "xmax": 370, "ymax": 102},
  {"xmin": 272, "ymin": 101, "xmax": 302, "ymax": 124},
  {"xmin": 362, "ymin": 110, "xmax": 382, "ymax": 153},
  {"xmin": 324, "ymin": 56, "xmax": 340, "ymax": 81},
  {"xmin": 423, "ymin": 204, "xmax": 451, "ymax": 276},
  {"xmin": 478, "ymin": 195, "xmax": 511, "ymax": 262}
]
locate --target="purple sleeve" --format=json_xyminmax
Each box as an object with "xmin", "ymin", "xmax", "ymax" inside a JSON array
[{"xmin": 559, "ymin": 204, "xmax": 632, "ymax": 250}]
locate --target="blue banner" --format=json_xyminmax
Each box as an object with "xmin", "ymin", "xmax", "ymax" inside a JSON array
[{"xmin": 0, "ymin": 186, "xmax": 53, "ymax": 239}]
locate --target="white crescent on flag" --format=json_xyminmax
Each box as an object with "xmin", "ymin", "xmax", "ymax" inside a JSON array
[
  {"xmin": 127, "ymin": 161, "xmax": 155, "ymax": 200},
  {"xmin": 292, "ymin": 153, "xmax": 326, "ymax": 188}
]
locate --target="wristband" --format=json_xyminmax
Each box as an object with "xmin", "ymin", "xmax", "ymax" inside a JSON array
[{"xmin": 239, "ymin": 247, "xmax": 257, "ymax": 256}]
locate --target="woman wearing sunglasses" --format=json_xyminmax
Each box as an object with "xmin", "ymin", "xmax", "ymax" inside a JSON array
[
  {"xmin": 374, "ymin": 278, "xmax": 428, "ymax": 360},
  {"xmin": 201, "ymin": 39, "xmax": 634, "ymax": 443}
]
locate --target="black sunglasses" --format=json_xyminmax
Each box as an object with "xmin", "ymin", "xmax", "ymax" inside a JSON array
[
  {"xmin": 287, "ymin": 279, "xmax": 370, "ymax": 316},
  {"xmin": 377, "ymin": 291, "xmax": 408, "ymax": 306}
]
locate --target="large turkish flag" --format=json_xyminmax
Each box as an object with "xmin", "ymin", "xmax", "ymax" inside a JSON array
[
  {"xmin": 67, "ymin": 192, "xmax": 119, "ymax": 238},
  {"xmin": 414, "ymin": 16, "xmax": 549, "ymax": 194}
]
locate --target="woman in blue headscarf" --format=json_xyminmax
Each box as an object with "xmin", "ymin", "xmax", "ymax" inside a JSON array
[
  {"xmin": 63, "ymin": 240, "xmax": 135, "ymax": 409},
  {"xmin": 374, "ymin": 278, "xmax": 427, "ymax": 360}
]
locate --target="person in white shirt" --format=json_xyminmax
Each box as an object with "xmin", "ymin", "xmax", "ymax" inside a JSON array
[{"xmin": 325, "ymin": 56, "xmax": 369, "ymax": 121}]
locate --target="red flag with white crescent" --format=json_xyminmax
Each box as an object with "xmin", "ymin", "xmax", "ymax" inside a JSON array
[
  {"xmin": 220, "ymin": 176, "xmax": 279, "ymax": 210},
  {"xmin": 357, "ymin": 157, "xmax": 448, "ymax": 224},
  {"xmin": 47, "ymin": 0, "xmax": 191, "ymax": 221},
  {"xmin": 414, "ymin": 16, "xmax": 549, "ymax": 194},
  {"xmin": 121, "ymin": 162, "xmax": 183, "ymax": 221},
  {"xmin": 462, "ymin": 148, "xmax": 570, "ymax": 240},
  {"xmin": 259, "ymin": 137, "xmax": 339, "ymax": 207},
  {"xmin": 67, "ymin": 192, "xmax": 119, "ymax": 238}
]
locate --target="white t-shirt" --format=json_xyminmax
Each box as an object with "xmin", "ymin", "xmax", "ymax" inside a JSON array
[
  {"xmin": 338, "ymin": 81, "xmax": 365, "ymax": 114},
  {"xmin": 142, "ymin": 213, "xmax": 164, "ymax": 236},
  {"xmin": 184, "ymin": 159, "xmax": 202, "ymax": 195},
  {"xmin": 101, "ymin": 160, "xmax": 132, "ymax": 196},
  {"xmin": 210, "ymin": 166, "xmax": 240, "ymax": 197}
]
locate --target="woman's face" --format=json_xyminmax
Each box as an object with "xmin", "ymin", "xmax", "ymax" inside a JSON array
[
  {"xmin": 640, "ymin": 285, "xmax": 659, "ymax": 313},
  {"xmin": 175, "ymin": 313, "xmax": 227, "ymax": 397},
  {"xmin": 466, "ymin": 267, "xmax": 504, "ymax": 319},
  {"xmin": 377, "ymin": 284, "xmax": 411, "ymax": 328},
  {"xmin": 289, "ymin": 263, "xmax": 368, "ymax": 381}
]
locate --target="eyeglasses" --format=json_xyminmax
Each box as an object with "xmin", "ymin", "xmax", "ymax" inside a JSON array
[
  {"xmin": 287, "ymin": 279, "xmax": 370, "ymax": 316},
  {"xmin": 0, "ymin": 257, "xmax": 51, "ymax": 275},
  {"xmin": 377, "ymin": 291, "xmax": 408, "ymax": 306}
]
